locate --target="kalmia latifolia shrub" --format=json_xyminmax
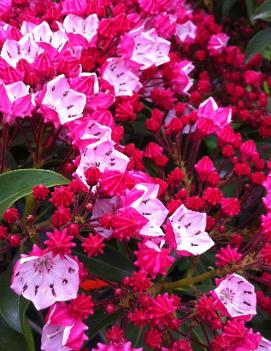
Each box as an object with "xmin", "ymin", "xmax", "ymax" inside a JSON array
[{"xmin": 0, "ymin": 0, "xmax": 271, "ymax": 350}]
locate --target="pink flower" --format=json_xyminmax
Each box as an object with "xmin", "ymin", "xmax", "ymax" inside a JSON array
[
  {"xmin": 124, "ymin": 183, "xmax": 169, "ymax": 237},
  {"xmin": 176, "ymin": 20, "xmax": 197, "ymax": 43},
  {"xmin": 41, "ymin": 74, "xmax": 86, "ymax": 125},
  {"xmin": 11, "ymin": 246, "xmax": 79, "ymax": 310},
  {"xmin": 167, "ymin": 204, "xmax": 214, "ymax": 256},
  {"xmin": 22, "ymin": 21, "xmax": 68, "ymax": 52},
  {"xmin": 240, "ymin": 140, "xmax": 258, "ymax": 161},
  {"xmin": 0, "ymin": 0, "xmax": 11, "ymax": 14},
  {"xmin": 0, "ymin": 81, "xmax": 34, "ymax": 124},
  {"xmin": 256, "ymin": 338, "xmax": 271, "ymax": 350},
  {"xmin": 91, "ymin": 196, "xmax": 121, "ymax": 238},
  {"xmin": 68, "ymin": 119, "xmax": 112, "ymax": 152},
  {"xmin": 213, "ymin": 273, "xmax": 257, "ymax": 318},
  {"xmin": 45, "ymin": 229, "xmax": 76, "ymax": 257},
  {"xmin": 62, "ymin": 14, "xmax": 99, "ymax": 42},
  {"xmin": 216, "ymin": 245, "xmax": 242, "ymax": 267},
  {"xmin": 61, "ymin": 0, "xmax": 87, "ymax": 16},
  {"xmin": 1, "ymin": 35, "xmax": 43, "ymax": 67},
  {"xmin": 111, "ymin": 207, "xmax": 148, "ymax": 240},
  {"xmin": 102, "ymin": 58, "xmax": 142, "ymax": 96},
  {"xmin": 198, "ymin": 97, "xmax": 232, "ymax": 132},
  {"xmin": 121, "ymin": 26, "xmax": 170, "ymax": 69},
  {"xmin": 223, "ymin": 320, "xmax": 261, "ymax": 351},
  {"xmin": 135, "ymin": 240, "xmax": 174, "ymax": 278},
  {"xmin": 93, "ymin": 342, "xmax": 142, "ymax": 351},
  {"xmin": 195, "ymin": 156, "xmax": 215, "ymax": 181},
  {"xmin": 41, "ymin": 302, "xmax": 88, "ymax": 351},
  {"xmin": 171, "ymin": 60, "xmax": 194, "ymax": 94},
  {"xmin": 75, "ymin": 139, "xmax": 129, "ymax": 187},
  {"xmin": 208, "ymin": 33, "xmax": 229, "ymax": 56}
]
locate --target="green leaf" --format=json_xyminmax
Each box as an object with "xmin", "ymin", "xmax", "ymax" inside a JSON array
[
  {"xmin": 87, "ymin": 309, "xmax": 121, "ymax": 338},
  {"xmin": 0, "ymin": 262, "xmax": 29, "ymax": 333},
  {"xmin": 253, "ymin": 0, "xmax": 271, "ymax": 21},
  {"xmin": 222, "ymin": 0, "xmax": 237, "ymax": 19},
  {"xmin": 0, "ymin": 169, "xmax": 68, "ymax": 217},
  {"xmin": 126, "ymin": 324, "xmax": 152, "ymax": 350},
  {"xmin": 0, "ymin": 318, "xmax": 30, "ymax": 351},
  {"xmin": 76, "ymin": 245, "xmax": 134, "ymax": 282},
  {"xmin": 22, "ymin": 317, "xmax": 35, "ymax": 351},
  {"xmin": 246, "ymin": 28, "xmax": 271, "ymax": 62},
  {"xmin": 246, "ymin": 0, "xmax": 256, "ymax": 19}
]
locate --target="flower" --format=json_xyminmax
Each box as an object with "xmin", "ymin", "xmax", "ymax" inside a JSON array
[
  {"xmin": 11, "ymin": 246, "xmax": 79, "ymax": 310},
  {"xmin": 135, "ymin": 240, "xmax": 174, "ymax": 278},
  {"xmin": 256, "ymin": 338, "xmax": 271, "ymax": 350},
  {"xmin": 176, "ymin": 20, "xmax": 197, "ymax": 43},
  {"xmin": 197, "ymin": 97, "xmax": 232, "ymax": 133},
  {"xmin": 1, "ymin": 35, "xmax": 43, "ymax": 67},
  {"xmin": 41, "ymin": 302, "xmax": 88, "ymax": 351},
  {"xmin": 0, "ymin": 81, "xmax": 34, "ymax": 124},
  {"xmin": 167, "ymin": 204, "xmax": 214, "ymax": 256},
  {"xmin": 82, "ymin": 233, "xmax": 105, "ymax": 257},
  {"xmin": 75, "ymin": 139, "xmax": 129, "ymax": 187},
  {"xmin": 124, "ymin": 183, "xmax": 169, "ymax": 237},
  {"xmin": 121, "ymin": 26, "xmax": 170, "ymax": 69},
  {"xmin": 93, "ymin": 342, "xmax": 142, "ymax": 351},
  {"xmin": 22, "ymin": 21, "xmax": 68, "ymax": 52},
  {"xmin": 41, "ymin": 74, "xmax": 86, "ymax": 126},
  {"xmin": 62, "ymin": 14, "xmax": 99, "ymax": 42},
  {"xmin": 102, "ymin": 58, "xmax": 142, "ymax": 96},
  {"xmin": 45, "ymin": 229, "xmax": 76, "ymax": 256},
  {"xmin": 207, "ymin": 33, "xmax": 229, "ymax": 56},
  {"xmin": 216, "ymin": 245, "xmax": 242, "ymax": 267},
  {"xmin": 213, "ymin": 273, "xmax": 257, "ymax": 318}
]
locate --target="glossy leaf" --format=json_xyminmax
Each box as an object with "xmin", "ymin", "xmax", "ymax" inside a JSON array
[
  {"xmin": 126, "ymin": 324, "xmax": 152, "ymax": 350},
  {"xmin": 0, "ymin": 169, "xmax": 68, "ymax": 217},
  {"xmin": 76, "ymin": 245, "xmax": 134, "ymax": 282},
  {"xmin": 246, "ymin": 28, "xmax": 271, "ymax": 62},
  {"xmin": 22, "ymin": 317, "xmax": 35, "ymax": 351},
  {"xmin": 253, "ymin": 0, "xmax": 271, "ymax": 21},
  {"xmin": 0, "ymin": 262, "xmax": 29, "ymax": 333},
  {"xmin": 0, "ymin": 318, "xmax": 30, "ymax": 351},
  {"xmin": 246, "ymin": 0, "xmax": 256, "ymax": 18},
  {"xmin": 222, "ymin": 0, "xmax": 237, "ymax": 19},
  {"xmin": 87, "ymin": 309, "xmax": 121, "ymax": 338}
]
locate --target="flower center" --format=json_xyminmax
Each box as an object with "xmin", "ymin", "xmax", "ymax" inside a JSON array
[
  {"xmin": 33, "ymin": 255, "xmax": 55, "ymax": 274},
  {"xmin": 219, "ymin": 288, "xmax": 235, "ymax": 304}
]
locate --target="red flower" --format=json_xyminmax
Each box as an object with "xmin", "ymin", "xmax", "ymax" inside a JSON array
[
  {"xmin": 82, "ymin": 234, "xmax": 105, "ymax": 257},
  {"xmin": 45, "ymin": 228, "xmax": 75, "ymax": 256}
]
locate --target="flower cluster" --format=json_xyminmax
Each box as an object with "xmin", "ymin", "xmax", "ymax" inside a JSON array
[{"xmin": 0, "ymin": 0, "xmax": 270, "ymax": 350}]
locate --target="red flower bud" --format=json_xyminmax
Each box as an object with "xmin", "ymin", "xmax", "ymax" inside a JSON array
[{"xmin": 85, "ymin": 166, "xmax": 101, "ymax": 186}]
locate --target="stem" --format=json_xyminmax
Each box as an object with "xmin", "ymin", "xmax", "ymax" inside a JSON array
[
  {"xmin": 155, "ymin": 270, "xmax": 219, "ymax": 293},
  {"xmin": 23, "ymin": 194, "xmax": 35, "ymax": 220}
]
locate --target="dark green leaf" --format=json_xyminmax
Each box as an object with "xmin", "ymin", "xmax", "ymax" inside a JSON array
[
  {"xmin": 22, "ymin": 317, "xmax": 35, "ymax": 351},
  {"xmin": 204, "ymin": 136, "xmax": 217, "ymax": 154},
  {"xmin": 253, "ymin": 0, "xmax": 271, "ymax": 21},
  {"xmin": 0, "ymin": 169, "xmax": 68, "ymax": 217},
  {"xmin": 0, "ymin": 262, "xmax": 29, "ymax": 333},
  {"xmin": 126, "ymin": 324, "xmax": 152, "ymax": 350},
  {"xmin": 0, "ymin": 318, "xmax": 30, "ymax": 351},
  {"xmin": 76, "ymin": 245, "xmax": 134, "ymax": 281},
  {"xmin": 87, "ymin": 309, "xmax": 121, "ymax": 338},
  {"xmin": 246, "ymin": 0, "xmax": 256, "ymax": 18},
  {"xmin": 246, "ymin": 28, "xmax": 271, "ymax": 62},
  {"xmin": 222, "ymin": 0, "xmax": 237, "ymax": 19}
]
